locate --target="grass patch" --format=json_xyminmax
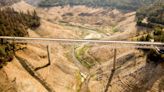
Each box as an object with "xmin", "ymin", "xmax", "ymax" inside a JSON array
[
  {"xmin": 75, "ymin": 71, "xmax": 83, "ymax": 92},
  {"xmin": 75, "ymin": 45, "xmax": 95, "ymax": 69},
  {"xmin": 58, "ymin": 20, "xmax": 111, "ymax": 37},
  {"xmin": 112, "ymin": 27, "xmax": 119, "ymax": 33}
]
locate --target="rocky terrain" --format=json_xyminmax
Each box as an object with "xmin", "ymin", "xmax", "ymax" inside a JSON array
[{"xmin": 0, "ymin": 1, "xmax": 163, "ymax": 92}]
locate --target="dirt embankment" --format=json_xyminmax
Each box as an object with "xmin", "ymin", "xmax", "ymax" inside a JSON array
[
  {"xmin": 0, "ymin": 1, "xmax": 163, "ymax": 92},
  {"xmin": 0, "ymin": 69, "xmax": 16, "ymax": 92},
  {"xmin": 88, "ymin": 50, "xmax": 164, "ymax": 92}
]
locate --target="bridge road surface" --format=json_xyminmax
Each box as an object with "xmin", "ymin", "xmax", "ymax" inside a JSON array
[{"xmin": 0, "ymin": 36, "xmax": 164, "ymax": 49}]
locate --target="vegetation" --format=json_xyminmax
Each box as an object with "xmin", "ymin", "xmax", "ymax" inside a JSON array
[
  {"xmin": 136, "ymin": 2, "xmax": 164, "ymax": 63},
  {"xmin": 136, "ymin": 2, "xmax": 164, "ymax": 28},
  {"xmin": 138, "ymin": 27, "xmax": 164, "ymax": 62},
  {"xmin": 0, "ymin": 0, "xmax": 20, "ymax": 6},
  {"xmin": 147, "ymin": 49, "xmax": 164, "ymax": 64},
  {"xmin": 138, "ymin": 27, "xmax": 164, "ymax": 63},
  {"xmin": 136, "ymin": 3, "xmax": 164, "ymax": 41},
  {"xmin": 75, "ymin": 71, "xmax": 83, "ymax": 92},
  {"xmin": 0, "ymin": 7, "xmax": 40, "ymax": 68},
  {"xmin": 0, "ymin": 44, "xmax": 13, "ymax": 68},
  {"xmin": 39, "ymin": 0, "xmax": 159, "ymax": 10},
  {"xmin": 75, "ymin": 45, "xmax": 95, "ymax": 68},
  {"xmin": 153, "ymin": 27, "xmax": 164, "ymax": 42},
  {"xmin": 0, "ymin": 8, "xmax": 40, "ymax": 36}
]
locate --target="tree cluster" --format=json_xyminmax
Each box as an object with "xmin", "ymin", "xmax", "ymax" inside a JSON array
[
  {"xmin": 0, "ymin": 7, "xmax": 40, "ymax": 37},
  {"xmin": 139, "ymin": 27, "xmax": 164, "ymax": 42},
  {"xmin": 136, "ymin": 3, "xmax": 164, "ymax": 28},
  {"xmin": 0, "ymin": 7, "xmax": 40, "ymax": 68},
  {"xmin": 0, "ymin": 0, "xmax": 20, "ymax": 7},
  {"xmin": 137, "ymin": 2, "xmax": 164, "ymax": 63},
  {"xmin": 138, "ymin": 27, "xmax": 164, "ymax": 63}
]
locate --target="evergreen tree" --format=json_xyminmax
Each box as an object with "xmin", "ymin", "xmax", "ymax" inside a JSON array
[{"xmin": 0, "ymin": 7, "xmax": 40, "ymax": 68}]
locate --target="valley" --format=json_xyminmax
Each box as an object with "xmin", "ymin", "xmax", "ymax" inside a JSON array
[{"xmin": 0, "ymin": 0, "xmax": 163, "ymax": 92}]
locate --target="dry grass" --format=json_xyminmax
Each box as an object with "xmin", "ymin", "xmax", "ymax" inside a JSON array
[{"xmin": 2, "ymin": 1, "xmax": 162, "ymax": 92}]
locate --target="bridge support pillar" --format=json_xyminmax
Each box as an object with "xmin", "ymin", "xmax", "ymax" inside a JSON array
[
  {"xmin": 34, "ymin": 45, "xmax": 51, "ymax": 71},
  {"xmin": 104, "ymin": 48, "xmax": 117, "ymax": 92},
  {"xmin": 113, "ymin": 48, "xmax": 117, "ymax": 70},
  {"xmin": 47, "ymin": 45, "xmax": 51, "ymax": 65}
]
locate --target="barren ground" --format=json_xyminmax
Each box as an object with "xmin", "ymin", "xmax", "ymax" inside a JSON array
[{"xmin": 0, "ymin": 1, "xmax": 163, "ymax": 92}]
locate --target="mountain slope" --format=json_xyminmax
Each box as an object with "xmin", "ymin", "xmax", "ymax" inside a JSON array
[
  {"xmin": 0, "ymin": 1, "xmax": 163, "ymax": 92},
  {"xmin": 0, "ymin": 0, "xmax": 20, "ymax": 6},
  {"xmin": 38, "ymin": 0, "xmax": 162, "ymax": 10}
]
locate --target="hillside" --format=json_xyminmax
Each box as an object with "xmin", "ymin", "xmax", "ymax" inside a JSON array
[
  {"xmin": 136, "ymin": 3, "xmax": 164, "ymax": 27},
  {"xmin": 0, "ymin": 1, "xmax": 163, "ymax": 92},
  {"xmin": 38, "ymin": 0, "xmax": 161, "ymax": 10},
  {"xmin": 136, "ymin": 2, "xmax": 164, "ymax": 63},
  {"xmin": 0, "ymin": 0, "xmax": 20, "ymax": 6}
]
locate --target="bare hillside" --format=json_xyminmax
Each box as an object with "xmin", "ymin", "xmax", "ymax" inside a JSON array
[
  {"xmin": 0, "ymin": 69, "xmax": 16, "ymax": 92},
  {"xmin": 0, "ymin": 1, "xmax": 163, "ymax": 92}
]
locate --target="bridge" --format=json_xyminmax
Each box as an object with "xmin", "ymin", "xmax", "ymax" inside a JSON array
[
  {"xmin": 0, "ymin": 36, "xmax": 164, "ymax": 49},
  {"xmin": 0, "ymin": 36, "xmax": 164, "ymax": 92}
]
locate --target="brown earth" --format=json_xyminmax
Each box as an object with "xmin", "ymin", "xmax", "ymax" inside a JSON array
[
  {"xmin": 0, "ymin": 69, "xmax": 17, "ymax": 92},
  {"xmin": 0, "ymin": 1, "xmax": 163, "ymax": 92}
]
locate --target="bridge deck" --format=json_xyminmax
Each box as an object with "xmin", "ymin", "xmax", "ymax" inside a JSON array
[{"xmin": 0, "ymin": 36, "xmax": 164, "ymax": 49}]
